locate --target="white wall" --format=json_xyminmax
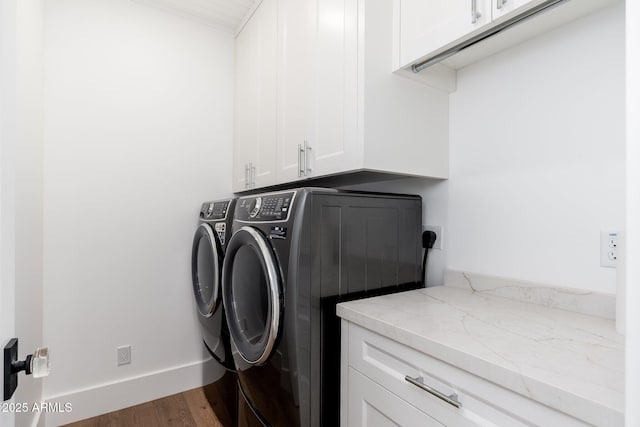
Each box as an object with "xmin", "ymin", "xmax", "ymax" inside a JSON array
[
  {"xmin": 447, "ymin": 1, "xmax": 624, "ymax": 294},
  {"xmin": 42, "ymin": 0, "xmax": 234, "ymax": 423},
  {"xmin": 625, "ymin": 0, "xmax": 640, "ymax": 424},
  {"xmin": 349, "ymin": 2, "xmax": 625, "ymax": 295}
]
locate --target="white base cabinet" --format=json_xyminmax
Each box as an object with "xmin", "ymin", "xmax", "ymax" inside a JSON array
[
  {"xmin": 233, "ymin": 0, "xmax": 449, "ymax": 193},
  {"xmin": 347, "ymin": 368, "xmax": 442, "ymax": 427},
  {"xmin": 341, "ymin": 321, "xmax": 591, "ymax": 427}
]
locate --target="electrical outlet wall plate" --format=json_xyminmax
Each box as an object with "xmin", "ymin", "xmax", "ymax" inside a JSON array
[
  {"xmin": 423, "ymin": 225, "xmax": 443, "ymax": 250},
  {"xmin": 117, "ymin": 345, "xmax": 131, "ymax": 366},
  {"xmin": 600, "ymin": 230, "xmax": 619, "ymax": 268}
]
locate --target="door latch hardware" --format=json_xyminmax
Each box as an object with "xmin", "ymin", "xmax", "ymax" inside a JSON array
[{"xmin": 4, "ymin": 338, "xmax": 50, "ymax": 401}]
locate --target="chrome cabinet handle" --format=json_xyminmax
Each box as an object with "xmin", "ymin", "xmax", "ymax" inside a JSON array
[
  {"xmin": 471, "ymin": 0, "xmax": 482, "ymax": 24},
  {"xmin": 404, "ymin": 375, "xmax": 461, "ymax": 409},
  {"xmin": 251, "ymin": 164, "xmax": 256, "ymax": 187},
  {"xmin": 304, "ymin": 140, "xmax": 312, "ymax": 176},
  {"xmin": 244, "ymin": 163, "xmax": 250, "ymax": 188},
  {"xmin": 247, "ymin": 162, "xmax": 253, "ymax": 187},
  {"xmin": 298, "ymin": 144, "xmax": 305, "ymax": 177},
  {"xmin": 497, "ymin": 0, "xmax": 507, "ymax": 10}
]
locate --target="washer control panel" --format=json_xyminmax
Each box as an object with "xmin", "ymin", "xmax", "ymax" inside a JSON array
[
  {"xmin": 237, "ymin": 192, "xmax": 295, "ymax": 222},
  {"xmin": 200, "ymin": 200, "xmax": 231, "ymax": 220},
  {"xmin": 214, "ymin": 222, "xmax": 227, "ymax": 245}
]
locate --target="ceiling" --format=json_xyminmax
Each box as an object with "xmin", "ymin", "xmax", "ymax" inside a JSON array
[{"xmin": 135, "ymin": 0, "xmax": 258, "ymax": 32}]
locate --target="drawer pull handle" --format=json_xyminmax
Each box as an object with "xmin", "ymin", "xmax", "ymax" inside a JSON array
[{"xmin": 404, "ymin": 375, "xmax": 461, "ymax": 408}]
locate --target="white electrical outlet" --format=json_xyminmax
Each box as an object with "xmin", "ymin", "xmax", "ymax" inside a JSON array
[
  {"xmin": 600, "ymin": 231, "xmax": 618, "ymax": 268},
  {"xmin": 423, "ymin": 225, "xmax": 443, "ymax": 250},
  {"xmin": 117, "ymin": 345, "xmax": 131, "ymax": 366}
]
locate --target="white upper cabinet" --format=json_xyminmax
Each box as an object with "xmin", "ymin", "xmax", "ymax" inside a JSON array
[
  {"xmin": 399, "ymin": 0, "xmax": 491, "ymax": 68},
  {"xmin": 304, "ymin": 0, "xmax": 449, "ymax": 181},
  {"xmin": 276, "ymin": 0, "xmax": 360, "ymax": 181},
  {"xmin": 234, "ymin": 0, "xmax": 449, "ymax": 192},
  {"xmin": 276, "ymin": 0, "xmax": 312, "ymax": 184},
  {"xmin": 233, "ymin": 24, "xmax": 254, "ymax": 191},
  {"xmin": 306, "ymin": 0, "xmax": 360, "ymax": 178},
  {"xmin": 395, "ymin": 0, "xmax": 618, "ymax": 91},
  {"xmin": 491, "ymin": 0, "xmax": 535, "ymax": 20},
  {"xmin": 233, "ymin": 0, "xmax": 278, "ymax": 192}
]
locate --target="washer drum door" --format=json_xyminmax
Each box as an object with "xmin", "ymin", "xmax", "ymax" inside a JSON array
[
  {"xmin": 191, "ymin": 223, "xmax": 223, "ymax": 317},
  {"xmin": 221, "ymin": 226, "xmax": 283, "ymax": 366}
]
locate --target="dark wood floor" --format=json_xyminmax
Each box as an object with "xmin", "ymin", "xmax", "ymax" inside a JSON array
[{"xmin": 62, "ymin": 387, "xmax": 224, "ymax": 427}]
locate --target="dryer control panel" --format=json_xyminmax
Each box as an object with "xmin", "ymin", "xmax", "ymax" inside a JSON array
[
  {"xmin": 200, "ymin": 200, "xmax": 231, "ymax": 220},
  {"xmin": 237, "ymin": 192, "xmax": 295, "ymax": 222}
]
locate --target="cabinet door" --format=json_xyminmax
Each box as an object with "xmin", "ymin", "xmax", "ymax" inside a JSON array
[
  {"xmin": 492, "ymin": 0, "xmax": 535, "ymax": 20},
  {"xmin": 347, "ymin": 368, "xmax": 443, "ymax": 427},
  {"xmin": 252, "ymin": 0, "xmax": 278, "ymax": 188},
  {"xmin": 233, "ymin": 16, "xmax": 255, "ymax": 192},
  {"xmin": 399, "ymin": 0, "xmax": 491, "ymax": 67},
  {"xmin": 277, "ymin": 0, "xmax": 312, "ymax": 183},
  {"xmin": 307, "ymin": 0, "xmax": 360, "ymax": 177},
  {"xmin": 233, "ymin": 0, "xmax": 278, "ymax": 191}
]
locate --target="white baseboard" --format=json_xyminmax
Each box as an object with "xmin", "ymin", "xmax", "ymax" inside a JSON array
[
  {"xmin": 31, "ymin": 411, "xmax": 43, "ymax": 427},
  {"xmin": 43, "ymin": 358, "xmax": 222, "ymax": 427}
]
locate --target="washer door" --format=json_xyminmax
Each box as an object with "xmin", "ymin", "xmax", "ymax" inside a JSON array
[
  {"xmin": 222, "ymin": 226, "xmax": 283, "ymax": 366},
  {"xmin": 191, "ymin": 223, "xmax": 223, "ymax": 317}
]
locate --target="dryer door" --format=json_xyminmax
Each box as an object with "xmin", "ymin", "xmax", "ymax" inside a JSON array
[
  {"xmin": 222, "ymin": 226, "xmax": 283, "ymax": 366},
  {"xmin": 191, "ymin": 223, "xmax": 223, "ymax": 317}
]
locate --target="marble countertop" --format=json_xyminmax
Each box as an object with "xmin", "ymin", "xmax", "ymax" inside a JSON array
[{"xmin": 337, "ymin": 285, "xmax": 624, "ymax": 426}]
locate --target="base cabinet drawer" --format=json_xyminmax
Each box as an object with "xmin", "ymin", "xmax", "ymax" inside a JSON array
[
  {"xmin": 347, "ymin": 367, "xmax": 443, "ymax": 427},
  {"xmin": 343, "ymin": 322, "xmax": 590, "ymax": 427}
]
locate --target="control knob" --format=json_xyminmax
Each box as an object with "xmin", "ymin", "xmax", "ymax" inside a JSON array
[{"xmin": 248, "ymin": 197, "xmax": 262, "ymax": 218}]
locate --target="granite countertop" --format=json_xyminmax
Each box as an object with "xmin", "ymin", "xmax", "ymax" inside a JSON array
[{"xmin": 337, "ymin": 284, "xmax": 624, "ymax": 426}]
